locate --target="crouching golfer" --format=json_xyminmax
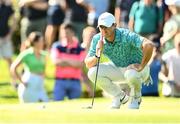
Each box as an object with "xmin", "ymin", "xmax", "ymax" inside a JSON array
[{"xmin": 84, "ymin": 12, "xmax": 154, "ymax": 109}]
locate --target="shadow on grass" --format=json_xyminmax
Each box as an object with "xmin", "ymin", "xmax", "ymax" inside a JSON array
[
  {"xmin": 0, "ymin": 82, "xmax": 18, "ymax": 99},
  {"xmin": 0, "ymin": 82, "xmax": 10, "ymax": 86},
  {"xmin": 0, "ymin": 95, "xmax": 17, "ymax": 99}
]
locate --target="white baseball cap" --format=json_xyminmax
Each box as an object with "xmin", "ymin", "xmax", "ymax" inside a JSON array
[
  {"xmin": 97, "ymin": 12, "xmax": 116, "ymax": 28},
  {"xmin": 165, "ymin": 0, "xmax": 180, "ymax": 6}
]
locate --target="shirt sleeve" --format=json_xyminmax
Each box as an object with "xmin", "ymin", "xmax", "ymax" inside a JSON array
[
  {"xmin": 79, "ymin": 50, "xmax": 86, "ymax": 61},
  {"xmin": 50, "ymin": 43, "xmax": 60, "ymax": 62},
  {"xmin": 50, "ymin": 48, "xmax": 59, "ymax": 62},
  {"xmin": 15, "ymin": 51, "xmax": 27, "ymax": 63},
  {"xmin": 129, "ymin": 1, "xmax": 139, "ymax": 20},
  {"xmin": 163, "ymin": 19, "xmax": 178, "ymax": 38}
]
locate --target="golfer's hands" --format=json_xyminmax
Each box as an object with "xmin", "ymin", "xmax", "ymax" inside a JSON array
[
  {"xmin": 127, "ymin": 64, "xmax": 143, "ymax": 72},
  {"xmin": 127, "ymin": 64, "xmax": 153, "ymax": 86},
  {"xmin": 96, "ymin": 35, "xmax": 104, "ymax": 57}
]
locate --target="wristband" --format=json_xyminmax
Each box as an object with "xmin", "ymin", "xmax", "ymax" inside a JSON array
[{"xmin": 95, "ymin": 54, "xmax": 100, "ymax": 59}]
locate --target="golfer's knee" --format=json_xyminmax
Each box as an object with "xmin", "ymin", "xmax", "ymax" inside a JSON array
[
  {"xmin": 124, "ymin": 69, "xmax": 139, "ymax": 85},
  {"xmin": 87, "ymin": 67, "xmax": 97, "ymax": 82}
]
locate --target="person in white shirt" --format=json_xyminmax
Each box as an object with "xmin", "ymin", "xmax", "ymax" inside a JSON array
[{"xmin": 160, "ymin": 32, "xmax": 180, "ymax": 97}]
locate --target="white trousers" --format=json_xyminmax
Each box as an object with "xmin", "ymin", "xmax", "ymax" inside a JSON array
[
  {"xmin": 88, "ymin": 62, "xmax": 150, "ymax": 98},
  {"xmin": 18, "ymin": 72, "xmax": 49, "ymax": 103}
]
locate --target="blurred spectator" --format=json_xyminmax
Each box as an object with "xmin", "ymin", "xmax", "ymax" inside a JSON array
[
  {"xmin": 50, "ymin": 23, "xmax": 86, "ymax": 101},
  {"xmin": 10, "ymin": 32, "xmax": 49, "ymax": 103},
  {"xmin": 160, "ymin": 33, "xmax": 180, "ymax": 97},
  {"xmin": 45, "ymin": 0, "xmax": 65, "ymax": 50},
  {"xmin": 160, "ymin": 0, "xmax": 180, "ymax": 53},
  {"xmin": 0, "ymin": 0, "xmax": 16, "ymax": 74},
  {"xmin": 81, "ymin": 26, "xmax": 96, "ymax": 51},
  {"xmin": 115, "ymin": 0, "xmax": 138, "ymax": 28},
  {"xmin": 19, "ymin": 0, "xmax": 48, "ymax": 43},
  {"xmin": 142, "ymin": 44, "xmax": 162, "ymax": 96},
  {"xmin": 76, "ymin": 0, "xmax": 109, "ymax": 27},
  {"xmin": 157, "ymin": 0, "xmax": 171, "ymax": 23},
  {"xmin": 81, "ymin": 26, "xmax": 96, "ymax": 97},
  {"xmin": 129, "ymin": 0, "xmax": 164, "ymax": 43},
  {"xmin": 64, "ymin": 0, "xmax": 88, "ymax": 42}
]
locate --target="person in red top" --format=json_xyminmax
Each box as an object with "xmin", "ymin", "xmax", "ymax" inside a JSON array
[{"xmin": 51, "ymin": 23, "xmax": 86, "ymax": 101}]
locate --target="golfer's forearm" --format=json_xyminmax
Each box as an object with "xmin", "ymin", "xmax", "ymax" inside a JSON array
[
  {"xmin": 85, "ymin": 56, "xmax": 98, "ymax": 68},
  {"xmin": 141, "ymin": 39, "xmax": 154, "ymax": 69}
]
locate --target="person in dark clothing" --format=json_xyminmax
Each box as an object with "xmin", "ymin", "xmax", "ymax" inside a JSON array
[
  {"xmin": 19, "ymin": 0, "xmax": 48, "ymax": 44},
  {"xmin": 0, "ymin": 0, "xmax": 16, "ymax": 73},
  {"xmin": 64, "ymin": 0, "xmax": 88, "ymax": 42}
]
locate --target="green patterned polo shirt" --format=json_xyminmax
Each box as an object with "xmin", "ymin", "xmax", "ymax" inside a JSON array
[{"xmin": 87, "ymin": 28, "xmax": 144, "ymax": 67}]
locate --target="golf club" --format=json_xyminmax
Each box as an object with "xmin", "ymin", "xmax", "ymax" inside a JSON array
[
  {"xmin": 91, "ymin": 56, "xmax": 101, "ymax": 108},
  {"xmin": 83, "ymin": 56, "xmax": 101, "ymax": 109},
  {"xmin": 83, "ymin": 35, "xmax": 103, "ymax": 109}
]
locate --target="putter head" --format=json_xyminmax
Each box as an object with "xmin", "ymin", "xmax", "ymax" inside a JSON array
[
  {"xmin": 86, "ymin": 106, "xmax": 93, "ymax": 109},
  {"xmin": 82, "ymin": 105, "xmax": 93, "ymax": 109}
]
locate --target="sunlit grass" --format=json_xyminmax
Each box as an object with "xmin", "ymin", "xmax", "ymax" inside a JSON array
[{"xmin": 0, "ymin": 97, "xmax": 180, "ymax": 124}]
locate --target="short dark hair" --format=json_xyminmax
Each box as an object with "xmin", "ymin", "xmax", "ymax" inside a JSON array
[{"xmin": 61, "ymin": 23, "xmax": 75, "ymax": 32}]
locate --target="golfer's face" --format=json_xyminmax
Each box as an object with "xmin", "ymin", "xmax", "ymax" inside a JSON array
[{"xmin": 99, "ymin": 25, "xmax": 114, "ymax": 38}]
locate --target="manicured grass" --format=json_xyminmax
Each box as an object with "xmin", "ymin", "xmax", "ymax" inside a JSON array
[
  {"xmin": 0, "ymin": 60, "xmax": 18, "ymax": 104},
  {"xmin": 0, "ymin": 97, "xmax": 180, "ymax": 124}
]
